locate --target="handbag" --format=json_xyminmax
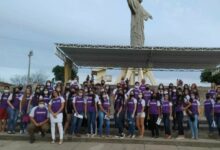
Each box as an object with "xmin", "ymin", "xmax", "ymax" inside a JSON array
[{"xmin": 22, "ymin": 114, "xmax": 30, "ymax": 123}]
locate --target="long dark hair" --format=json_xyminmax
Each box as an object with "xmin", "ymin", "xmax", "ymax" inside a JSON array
[{"xmin": 11, "ymin": 87, "xmax": 19, "ymax": 103}]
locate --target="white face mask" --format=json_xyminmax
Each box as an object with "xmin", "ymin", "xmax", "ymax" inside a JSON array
[
  {"xmin": 47, "ymin": 83, "xmax": 51, "ymax": 86},
  {"xmin": 135, "ymin": 85, "xmax": 139, "ymax": 89},
  {"xmin": 39, "ymin": 104, "xmax": 45, "ymax": 108},
  {"xmin": 44, "ymin": 91, "xmax": 48, "ymax": 94},
  {"xmin": 4, "ymin": 90, "xmax": 9, "ymax": 93}
]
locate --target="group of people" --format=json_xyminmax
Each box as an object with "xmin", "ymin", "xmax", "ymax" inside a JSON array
[{"xmin": 0, "ymin": 77, "xmax": 220, "ymax": 144}]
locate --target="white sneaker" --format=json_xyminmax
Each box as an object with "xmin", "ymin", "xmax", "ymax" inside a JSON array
[
  {"xmin": 86, "ymin": 133, "xmax": 91, "ymax": 137},
  {"xmin": 51, "ymin": 140, "xmax": 55, "ymax": 144},
  {"xmin": 131, "ymin": 135, "xmax": 135, "ymax": 139},
  {"xmin": 20, "ymin": 130, "xmax": 24, "ymax": 134},
  {"xmin": 91, "ymin": 134, "xmax": 95, "ymax": 138},
  {"xmin": 176, "ymin": 136, "xmax": 184, "ymax": 140}
]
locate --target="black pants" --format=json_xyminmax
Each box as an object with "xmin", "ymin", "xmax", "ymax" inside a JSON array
[
  {"xmin": 144, "ymin": 107, "xmax": 148, "ymax": 128},
  {"xmin": 149, "ymin": 114, "xmax": 159, "ymax": 137},
  {"xmin": 172, "ymin": 105, "xmax": 177, "ymax": 130},
  {"xmin": 176, "ymin": 111, "xmax": 184, "ymax": 135},
  {"xmin": 163, "ymin": 113, "xmax": 171, "ymax": 135},
  {"xmin": 114, "ymin": 111, "xmax": 125, "ymax": 134}
]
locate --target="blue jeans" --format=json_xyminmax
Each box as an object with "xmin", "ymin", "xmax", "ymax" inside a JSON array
[
  {"xmin": 163, "ymin": 113, "xmax": 171, "ymax": 135},
  {"xmin": 115, "ymin": 111, "xmax": 125, "ymax": 134},
  {"xmin": 188, "ymin": 114, "xmax": 198, "ymax": 139},
  {"xmin": 98, "ymin": 111, "xmax": 110, "ymax": 136},
  {"xmin": 205, "ymin": 113, "xmax": 214, "ymax": 133},
  {"xmin": 7, "ymin": 108, "xmax": 19, "ymax": 132},
  {"xmin": 127, "ymin": 111, "xmax": 135, "ymax": 135},
  {"xmin": 87, "ymin": 111, "xmax": 96, "ymax": 134},
  {"xmin": 70, "ymin": 113, "xmax": 84, "ymax": 135}
]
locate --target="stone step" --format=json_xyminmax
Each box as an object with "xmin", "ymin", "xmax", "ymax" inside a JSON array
[{"xmin": 0, "ymin": 132, "xmax": 220, "ymax": 148}]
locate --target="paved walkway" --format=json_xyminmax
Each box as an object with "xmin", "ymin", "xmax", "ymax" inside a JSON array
[{"xmin": 0, "ymin": 140, "xmax": 219, "ymax": 150}]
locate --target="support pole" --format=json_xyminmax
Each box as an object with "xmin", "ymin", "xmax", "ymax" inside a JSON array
[{"xmin": 64, "ymin": 59, "xmax": 72, "ymax": 84}]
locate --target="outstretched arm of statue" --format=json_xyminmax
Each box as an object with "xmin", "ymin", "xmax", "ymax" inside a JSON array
[{"xmin": 143, "ymin": 7, "xmax": 153, "ymax": 21}]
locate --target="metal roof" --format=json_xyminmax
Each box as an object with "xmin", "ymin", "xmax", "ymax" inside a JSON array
[{"xmin": 55, "ymin": 43, "xmax": 220, "ymax": 70}]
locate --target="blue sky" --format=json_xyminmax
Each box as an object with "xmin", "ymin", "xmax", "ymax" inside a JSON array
[{"xmin": 0, "ymin": 0, "xmax": 220, "ymax": 86}]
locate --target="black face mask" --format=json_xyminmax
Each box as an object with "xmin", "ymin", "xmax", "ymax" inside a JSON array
[
  {"xmin": 152, "ymin": 95, "xmax": 157, "ymax": 99},
  {"xmin": 146, "ymin": 87, "xmax": 149, "ymax": 90}
]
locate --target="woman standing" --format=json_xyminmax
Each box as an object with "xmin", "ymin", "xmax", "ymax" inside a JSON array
[
  {"xmin": 204, "ymin": 93, "xmax": 215, "ymax": 134},
  {"xmin": 114, "ymin": 89, "xmax": 126, "ymax": 138},
  {"xmin": 0, "ymin": 86, "xmax": 11, "ymax": 132},
  {"xmin": 85, "ymin": 89, "xmax": 98, "ymax": 137},
  {"xmin": 186, "ymin": 93, "xmax": 200, "ymax": 139},
  {"xmin": 48, "ymin": 90, "xmax": 65, "ymax": 144},
  {"xmin": 7, "ymin": 86, "xmax": 23, "ymax": 134},
  {"xmin": 136, "ymin": 93, "xmax": 145, "ymax": 138},
  {"xmin": 161, "ymin": 94, "xmax": 172, "ymax": 139},
  {"xmin": 20, "ymin": 87, "xmax": 32, "ymax": 134},
  {"xmin": 43, "ymin": 88, "xmax": 51, "ymax": 105},
  {"xmin": 64, "ymin": 86, "xmax": 75, "ymax": 134},
  {"xmin": 98, "ymin": 92, "xmax": 110, "ymax": 137},
  {"xmin": 148, "ymin": 92, "xmax": 161, "ymax": 138},
  {"xmin": 214, "ymin": 95, "xmax": 220, "ymax": 136},
  {"xmin": 126, "ymin": 91, "xmax": 137, "ymax": 138},
  {"xmin": 175, "ymin": 89, "xmax": 185, "ymax": 140},
  {"xmin": 71, "ymin": 89, "xmax": 85, "ymax": 137}
]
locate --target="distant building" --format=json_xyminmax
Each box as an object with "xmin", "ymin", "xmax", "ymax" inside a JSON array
[{"xmin": 0, "ymin": 82, "xmax": 12, "ymax": 92}]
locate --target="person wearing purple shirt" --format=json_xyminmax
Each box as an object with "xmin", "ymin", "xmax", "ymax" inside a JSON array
[
  {"xmin": 98, "ymin": 92, "xmax": 111, "ymax": 137},
  {"xmin": 142, "ymin": 84, "xmax": 151, "ymax": 128},
  {"xmin": 45, "ymin": 80, "xmax": 54, "ymax": 95},
  {"xmin": 7, "ymin": 86, "xmax": 23, "ymax": 134},
  {"xmin": 161, "ymin": 94, "xmax": 172, "ymax": 139},
  {"xmin": 19, "ymin": 87, "xmax": 32, "ymax": 134},
  {"xmin": 214, "ymin": 96, "xmax": 220, "ymax": 136},
  {"xmin": 48, "ymin": 90, "xmax": 65, "ymax": 144},
  {"xmin": 204, "ymin": 93, "xmax": 215, "ymax": 134},
  {"xmin": 171, "ymin": 86, "xmax": 178, "ymax": 130},
  {"xmin": 43, "ymin": 88, "xmax": 51, "ymax": 105},
  {"xmin": 136, "ymin": 93, "xmax": 145, "ymax": 138},
  {"xmin": 71, "ymin": 89, "xmax": 86, "ymax": 137},
  {"xmin": 0, "ymin": 86, "xmax": 10, "ymax": 132},
  {"xmin": 139, "ymin": 79, "xmax": 146, "ymax": 92},
  {"xmin": 126, "ymin": 91, "xmax": 137, "ymax": 138},
  {"xmin": 28, "ymin": 100, "xmax": 49, "ymax": 144},
  {"xmin": 85, "ymin": 89, "xmax": 98, "ymax": 137},
  {"xmin": 148, "ymin": 92, "xmax": 161, "ymax": 138},
  {"xmin": 175, "ymin": 88, "xmax": 185, "ymax": 140},
  {"xmin": 114, "ymin": 89, "xmax": 126, "ymax": 138},
  {"xmin": 185, "ymin": 93, "xmax": 200, "ymax": 140},
  {"xmin": 133, "ymin": 82, "xmax": 141, "ymax": 99}
]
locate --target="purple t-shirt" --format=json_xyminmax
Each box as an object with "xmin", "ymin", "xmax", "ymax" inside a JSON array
[{"xmin": 0, "ymin": 93, "xmax": 10, "ymax": 109}]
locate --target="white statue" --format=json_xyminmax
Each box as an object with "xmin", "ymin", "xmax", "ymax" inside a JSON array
[{"xmin": 127, "ymin": 0, "xmax": 153, "ymax": 47}]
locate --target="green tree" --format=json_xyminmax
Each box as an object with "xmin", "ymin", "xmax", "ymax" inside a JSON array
[
  {"xmin": 52, "ymin": 65, "xmax": 78, "ymax": 82},
  {"xmin": 200, "ymin": 68, "xmax": 220, "ymax": 84}
]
